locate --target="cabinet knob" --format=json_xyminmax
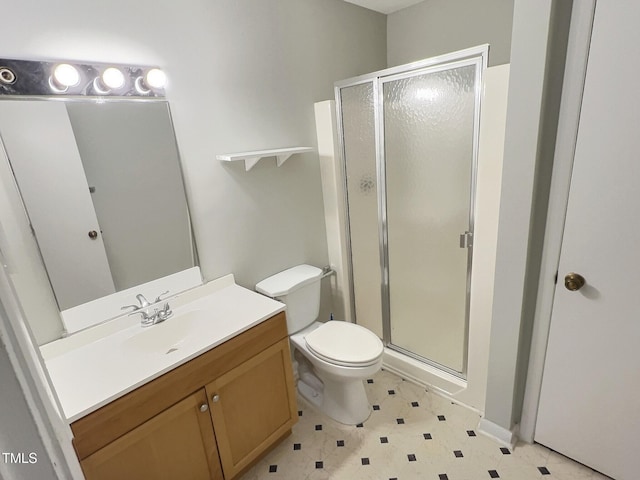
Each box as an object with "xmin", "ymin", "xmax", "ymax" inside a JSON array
[
  {"xmin": 199, "ymin": 403, "xmax": 208, "ymax": 412},
  {"xmin": 212, "ymin": 394, "xmax": 220, "ymax": 403}
]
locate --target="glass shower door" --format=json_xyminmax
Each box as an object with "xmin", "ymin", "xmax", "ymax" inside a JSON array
[
  {"xmin": 339, "ymin": 82, "xmax": 383, "ymax": 337},
  {"xmin": 381, "ymin": 60, "xmax": 479, "ymax": 374}
]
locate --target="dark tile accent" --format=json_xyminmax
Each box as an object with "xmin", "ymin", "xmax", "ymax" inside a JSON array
[
  {"xmin": 538, "ymin": 466, "xmax": 551, "ymax": 475},
  {"xmin": 423, "ymin": 433, "xmax": 432, "ymax": 440},
  {"xmin": 361, "ymin": 457, "xmax": 370, "ymax": 466},
  {"xmin": 356, "ymin": 423, "xmax": 364, "ymax": 428},
  {"xmin": 315, "ymin": 461, "xmax": 323, "ymax": 469},
  {"xmin": 488, "ymin": 470, "xmax": 499, "ymax": 478},
  {"xmin": 269, "ymin": 465, "xmax": 277, "ymax": 473},
  {"xmin": 411, "ymin": 401, "xmax": 419, "ymax": 407},
  {"xmin": 298, "ymin": 410, "xmax": 303, "ymax": 416},
  {"xmin": 454, "ymin": 450, "xmax": 464, "ymax": 458},
  {"xmin": 293, "ymin": 443, "xmax": 301, "ymax": 451},
  {"xmin": 389, "ymin": 478, "xmax": 398, "ymax": 480},
  {"xmin": 438, "ymin": 415, "xmax": 446, "ymax": 421},
  {"xmin": 315, "ymin": 424, "xmax": 322, "ymax": 431},
  {"xmin": 396, "ymin": 418, "xmax": 405, "ymax": 424},
  {"xmin": 388, "ymin": 389, "xmax": 396, "ymax": 395},
  {"xmin": 407, "ymin": 454, "xmax": 417, "ymax": 462},
  {"xmin": 500, "ymin": 447, "xmax": 511, "ymax": 455},
  {"xmin": 467, "ymin": 430, "xmax": 477, "ymax": 437},
  {"xmin": 373, "ymin": 405, "xmax": 381, "ymax": 411},
  {"xmin": 367, "ymin": 379, "xmax": 374, "ymax": 384},
  {"xmin": 380, "ymin": 436, "xmax": 389, "ymax": 444},
  {"xmin": 439, "ymin": 475, "xmax": 449, "ymax": 480},
  {"xmin": 336, "ymin": 440, "xmax": 345, "ymax": 447}
]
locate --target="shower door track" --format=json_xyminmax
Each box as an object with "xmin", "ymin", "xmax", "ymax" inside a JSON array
[{"xmin": 335, "ymin": 45, "xmax": 488, "ymax": 380}]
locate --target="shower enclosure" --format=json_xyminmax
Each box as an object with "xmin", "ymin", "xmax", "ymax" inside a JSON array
[{"xmin": 336, "ymin": 46, "xmax": 486, "ymax": 378}]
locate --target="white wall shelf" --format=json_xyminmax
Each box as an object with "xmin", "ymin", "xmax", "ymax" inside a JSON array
[{"xmin": 216, "ymin": 147, "xmax": 314, "ymax": 171}]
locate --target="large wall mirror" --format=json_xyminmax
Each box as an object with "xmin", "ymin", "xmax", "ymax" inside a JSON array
[{"xmin": 0, "ymin": 99, "xmax": 196, "ymax": 314}]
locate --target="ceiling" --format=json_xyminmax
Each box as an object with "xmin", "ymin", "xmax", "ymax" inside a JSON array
[{"xmin": 343, "ymin": 0, "xmax": 425, "ymax": 15}]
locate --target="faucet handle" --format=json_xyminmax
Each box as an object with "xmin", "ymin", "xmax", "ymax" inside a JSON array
[
  {"xmin": 129, "ymin": 310, "xmax": 152, "ymax": 320},
  {"xmin": 121, "ymin": 304, "xmax": 141, "ymax": 311},
  {"xmin": 129, "ymin": 309, "xmax": 159, "ymax": 326},
  {"xmin": 154, "ymin": 290, "xmax": 170, "ymax": 303},
  {"xmin": 157, "ymin": 302, "xmax": 173, "ymax": 321}
]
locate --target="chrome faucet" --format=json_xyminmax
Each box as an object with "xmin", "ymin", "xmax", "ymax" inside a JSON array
[
  {"xmin": 121, "ymin": 290, "xmax": 173, "ymax": 327},
  {"xmin": 136, "ymin": 294, "xmax": 151, "ymax": 308},
  {"xmin": 121, "ymin": 290, "xmax": 169, "ymax": 311}
]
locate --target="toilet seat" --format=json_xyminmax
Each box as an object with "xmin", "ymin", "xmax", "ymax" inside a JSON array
[{"xmin": 304, "ymin": 321, "xmax": 383, "ymax": 368}]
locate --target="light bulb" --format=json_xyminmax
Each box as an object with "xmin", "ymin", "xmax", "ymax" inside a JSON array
[
  {"xmin": 101, "ymin": 67, "xmax": 125, "ymax": 89},
  {"xmin": 145, "ymin": 68, "xmax": 166, "ymax": 89},
  {"xmin": 53, "ymin": 64, "xmax": 80, "ymax": 87}
]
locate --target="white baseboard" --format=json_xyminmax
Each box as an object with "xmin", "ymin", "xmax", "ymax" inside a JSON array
[{"xmin": 477, "ymin": 418, "xmax": 518, "ymax": 449}]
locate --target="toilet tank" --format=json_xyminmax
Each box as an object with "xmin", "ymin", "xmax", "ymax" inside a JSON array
[{"xmin": 256, "ymin": 265, "xmax": 322, "ymax": 333}]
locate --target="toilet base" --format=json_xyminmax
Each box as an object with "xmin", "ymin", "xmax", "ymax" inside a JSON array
[{"xmin": 296, "ymin": 354, "xmax": 372, "ymax": 425}]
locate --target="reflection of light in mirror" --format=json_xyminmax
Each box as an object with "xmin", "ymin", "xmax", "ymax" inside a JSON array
[
  {"xmin": 92, "ymin": 77, "xmax": 110, "ymax": 95},
  {"xmin": 101, "ymin": 67, "xmax": 125, "ymax": 89},
  {"xmin": 145, "ymin": 68, "xmax": 166, "ymax": 89},
  {"xmin": 415, "ymin": 87, "xmax": 439, "ymax": 101},
  {"xmin": 53, "ymin": 63, "xmax": 80, "ymax": 87},
  {"xmin": 134, "ymin": 76, "xmax": 151, "ymax": 95}
]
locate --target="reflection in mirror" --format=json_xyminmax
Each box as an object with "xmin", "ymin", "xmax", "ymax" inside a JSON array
[{"xmin": 0, "ymin": 100, "xmax": 196, "ymax": 313}]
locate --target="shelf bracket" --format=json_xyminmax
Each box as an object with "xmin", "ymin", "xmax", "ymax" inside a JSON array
[
  {"xmin": 276, "ymin": 153, "xmax": 293, "ymax": 168},
  {"xmin": 244, "ymin": 158, "xmax": 261, "ymax": 171}
]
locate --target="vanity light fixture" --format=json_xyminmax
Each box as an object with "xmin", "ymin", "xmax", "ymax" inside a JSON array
[
  {"xmin": 92, "ymin": 67, "xmax": 126, "ymax": 95},
  {"xmin": 0, "ymin": 58, "xmax": 167, "ymax": 98},
  {"xmin": 134, "ymin": 76, "xmax": 151, "ymax": 95},
  {"xmin": 135, "ymin": 68, "xmax": 167, "ymax": 95},
  {"xmin": 50, "ymin": 63, "xmax": 81, "ymax": 92},
  {"xmin": 145, "ymin": 68, "xmax": 167, "ymax": 89},
  {"xmin": 0, "ymin": 66, "xmax": 16, "ymax": 85},
  {"xmin": 101, "ymin": 67, "xmax": 126, "ymax": 90}
]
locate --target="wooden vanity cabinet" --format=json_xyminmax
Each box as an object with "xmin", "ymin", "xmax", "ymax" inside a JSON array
[
  {"xmin": 72, "ymin": 312, "xmax": 297, "ymax": 480},
  {"xmin": 80, "ymin": 389, "xmax": 222, "ymax": 480},
  {"xmin": 207, "ymin": 338, "xmax": 297, "ymax": 478}
]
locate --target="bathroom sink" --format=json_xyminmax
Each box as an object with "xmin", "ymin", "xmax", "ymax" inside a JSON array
[{"xmin": 123, "ymin": 309, "xmax": 211, "ymax": 355}]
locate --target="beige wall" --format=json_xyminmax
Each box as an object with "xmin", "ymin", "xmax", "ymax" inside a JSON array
[
  {"xmin": 0, "ymin": 0, "xmax": 387, "ymax": 343},
  {"xmin": 387, "ymin": 0, "xmax": 514, "ymax": 67}
]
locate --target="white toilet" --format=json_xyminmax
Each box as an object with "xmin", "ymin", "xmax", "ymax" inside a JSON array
[{"xmin": 256, "ymin": 264, "xmax": 383, "ymax": 425}]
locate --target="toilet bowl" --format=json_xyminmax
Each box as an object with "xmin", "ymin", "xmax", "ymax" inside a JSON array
[
  {"xmin": 291, "ymin": 321, "xmax": 383, "ymax": 425},
  {"xmin": 256, "ymin": 264, "xmax": 383, "ymax": 425}
]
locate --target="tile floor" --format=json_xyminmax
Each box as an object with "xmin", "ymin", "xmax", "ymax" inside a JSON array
[{"xmin": 242, "ymin": 369, "xmax": 611, "ymax": 480}]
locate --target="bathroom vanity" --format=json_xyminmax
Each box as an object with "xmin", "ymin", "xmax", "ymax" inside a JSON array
[{"xmin": 41, "ymin": 275, "xmax": 297, "ymax": 480}]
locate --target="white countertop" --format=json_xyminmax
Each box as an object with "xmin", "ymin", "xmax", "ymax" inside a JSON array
[{"xmin": 41, "ymin": 275, "xmax": 285, "ymax": 423}]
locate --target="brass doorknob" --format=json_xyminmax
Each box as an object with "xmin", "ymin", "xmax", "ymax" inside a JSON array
[
  {"xmin": 88, "ymin": 230, "xmax": 98, "ymax": 240},
  {"xmin": 564, "ymin": 273, "xmax": 585, "ymax": 291}
]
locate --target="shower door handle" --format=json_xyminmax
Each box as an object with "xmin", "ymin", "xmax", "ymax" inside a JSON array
[{"xmin": 459, "ymin": 231, "xmax": 473, "ymax": 248}]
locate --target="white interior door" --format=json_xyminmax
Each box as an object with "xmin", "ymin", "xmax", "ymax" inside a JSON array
[
  {"xmin": 535, "ymin": 2, "xmax": 640, "ymax": 479},
  {"xmin": 0, "ymin": 101, "xmax": 115, "ymax": 310}
]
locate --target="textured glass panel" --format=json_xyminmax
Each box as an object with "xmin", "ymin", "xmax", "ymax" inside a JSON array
[
  {"xmin": 340, "ymin": 83, "xmax": 383, "ymax": 335},
  {"xmin": 384, "ymin": 65, "xmax": 476, "ymax": 373}
]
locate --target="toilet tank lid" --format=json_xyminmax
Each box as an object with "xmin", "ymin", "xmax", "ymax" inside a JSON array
[{"xmin": 255, "ymin": 264, "xmax": 322, "ymax": 297}]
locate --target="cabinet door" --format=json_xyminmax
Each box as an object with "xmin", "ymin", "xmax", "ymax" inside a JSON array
[
  {"xmin": 81, "ymin": 389, "xmax": 223, "ymax": 480},
  {"xmin": 206, "ymin": 338, "xmax": 297, "ymax": 479}
]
